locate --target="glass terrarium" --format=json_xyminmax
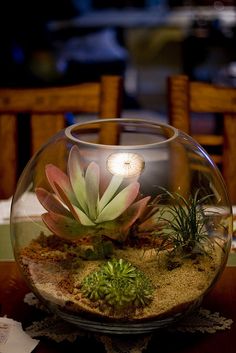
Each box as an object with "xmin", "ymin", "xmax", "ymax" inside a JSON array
[{"xmin": 10, "ymin": 119, "xmax": 232, "ymax": 334}]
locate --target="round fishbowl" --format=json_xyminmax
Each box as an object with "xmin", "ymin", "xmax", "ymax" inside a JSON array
[{"xmin": 10, "ymin": 119, "xmax": 232, "ymax": 334}]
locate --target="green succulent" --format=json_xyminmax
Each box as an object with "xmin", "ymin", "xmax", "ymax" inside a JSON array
[
  {"xmin": 80, "ymin": 258, "xmax": 154, "ymax": 312},
  {"xmin": 36, "ymin": 146, "xmax": 150, "ymax": 242}
]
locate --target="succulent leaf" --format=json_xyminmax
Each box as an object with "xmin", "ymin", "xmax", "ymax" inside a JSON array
[
  {"xmin": 45, "ymin": 164, "xmax": 78, "ymax": 206},
  {"xmin": 35, "ymin": 187, "xmax": 71, "ymax": 217},
  {"xmin": 96, "ymin": 182, "xmax": 140, "ymax": 223},
  {"xmin": 36, "ymin": 146, "xmax": 153, "ymax": 243},
  {"xmin": 73, "ymin": 206, "xmax": 96, "ymax": 226},
  {"xmin": 53, "ymin": 182, "xmax": 80, "ymax": 221},
  {"xmin": 81, "ymin": 258, "xmax": 154, "ymax": 311},
  {"xmin": 54, "ymin": 183, "xmax": 95, "ymax": 226},
  {"xmin": 85, "ymin": 162, "xmax": 99, "ymax": 221},
  {"xmin": 42, "ymin": 212, "xmax": 93, "ymax": 239},
  {"xmin": 68, "ymin": 146, "xmax": 87, "ymax": 213},
  {"xmin": 120, "ymin": 196, "xmax": 151, "ymax": 231},
  {"xmin": 98, "ymin": 175, "xmax": 123, "ymax": 213},
  {"xmin": 94, "ymin": 197, "xmax": 151, "ymax": 241}
]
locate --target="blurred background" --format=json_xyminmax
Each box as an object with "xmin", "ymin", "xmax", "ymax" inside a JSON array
[
  {"xmin": 1, "ymin": 1, "xmax": 236, "ymax": 258},
  {"xmin": 1, "ymin": 0, "xmax": 236, "ymax": 118}
]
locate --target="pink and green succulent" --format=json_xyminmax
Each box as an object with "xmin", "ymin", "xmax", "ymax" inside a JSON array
[{"xmin": 36, "ymin": 146, "xmax": 150, "ymax": 242}]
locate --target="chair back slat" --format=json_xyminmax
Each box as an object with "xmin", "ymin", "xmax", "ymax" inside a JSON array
[
  {"xmin": 0, "ymin": 75, "xmax": 123, "ymax": 199},
  {"xmin": 191, "ymin": 82, "xmax": 236, "ymax": 113},
  {"xmin": 223, "ymin": 113, "xmax": 236, "ymax": 196},
  {"xmin": 0, "ymin": 114, "xmax": 18, "ymax": 199},
  {"xmin": 0, "ymin": 84, "xmax": 100, "ymax": 113},
  {"xmin": 31, "ymin": 113, "xmax": 65, "ymax": 155},
  {"xmin": 168, "ymin": 75, "xmax": 236, "ymax": 203}
]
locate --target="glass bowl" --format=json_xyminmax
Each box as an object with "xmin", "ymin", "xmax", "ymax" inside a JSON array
[{"xmin": 10, "ymin": 119, "xmax": 232, "ymax": 334}]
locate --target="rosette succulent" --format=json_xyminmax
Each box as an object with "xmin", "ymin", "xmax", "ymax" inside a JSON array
[
  {"xmin": 36, "ymin": 146, "xmax": 150, "ymax": 241},
  {"xmin": 80, "ymin": 258, "xmax": 154, "ymax": 312}
]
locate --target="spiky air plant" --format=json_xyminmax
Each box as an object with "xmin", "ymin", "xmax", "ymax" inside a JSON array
[
  {"xmin": 156, "ymin": 188, "xmax": 217, "ymax": 259},
  {"xmin": 36, "ymin": 146, "xmax": 150, "ymax": 242},
  {"xmin": 80, "ymin": 258, "xmax": 154, "ymax": 312}
]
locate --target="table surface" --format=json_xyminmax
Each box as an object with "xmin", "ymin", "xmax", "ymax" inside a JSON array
[{"xmin": 0, "ymin": 261, "xmax": 235, "ymax": 353}]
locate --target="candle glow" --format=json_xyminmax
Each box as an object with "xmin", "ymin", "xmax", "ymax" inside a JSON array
[{"xmin": 106, "ymin": 152, "xmax": 145, "ymax": 177}]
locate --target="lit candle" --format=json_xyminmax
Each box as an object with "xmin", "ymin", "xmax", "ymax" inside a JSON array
[{"xmin": 107, "ymin": 152, "xmax": 145, "ymax": 177}]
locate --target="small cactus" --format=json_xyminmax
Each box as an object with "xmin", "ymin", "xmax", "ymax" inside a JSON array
[{"xmin": 80, "ymin": 258, "xmax": 154, "ymax": 312}]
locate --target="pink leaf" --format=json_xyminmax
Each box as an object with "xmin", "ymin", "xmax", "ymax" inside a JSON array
[
  {"xmin": 42, "ymin": 212, "xmax": 92, "ymax": 240},
  {"xmin": 54, "ymin": 183, "xmax": 95, "ymax": 226},
  {"xmin": 45, "ymin": 164, "xmax": 77, "ymax": 206},
  {"xmin": 121, "ymin": 196, "xmax": 151, "ymax": 232},
  {"xmin": 95, "ymin": 197, "xmax": 151, "ymax": 241},
  {"xmin": 35, "ymin": 187, "xmax": 70, "ymax": 217}
]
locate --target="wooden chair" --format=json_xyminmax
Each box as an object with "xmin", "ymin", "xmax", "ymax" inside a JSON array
[
  {"xmin": 168, "ymin": 74, "xmax": 236, "ymax": 203},
  {"xmin": 0, "ymin": 75, "xmax": 123, "ymax": 199}
]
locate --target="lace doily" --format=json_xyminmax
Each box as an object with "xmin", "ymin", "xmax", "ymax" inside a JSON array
[{"xmin": 24, "ymin": 293, "xmax": 233, "ymax": 353}]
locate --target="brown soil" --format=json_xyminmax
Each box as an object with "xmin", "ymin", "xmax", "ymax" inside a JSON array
[{"xmin": 18, "ymin": 234, "xmax": 224, "ymax": 322}]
